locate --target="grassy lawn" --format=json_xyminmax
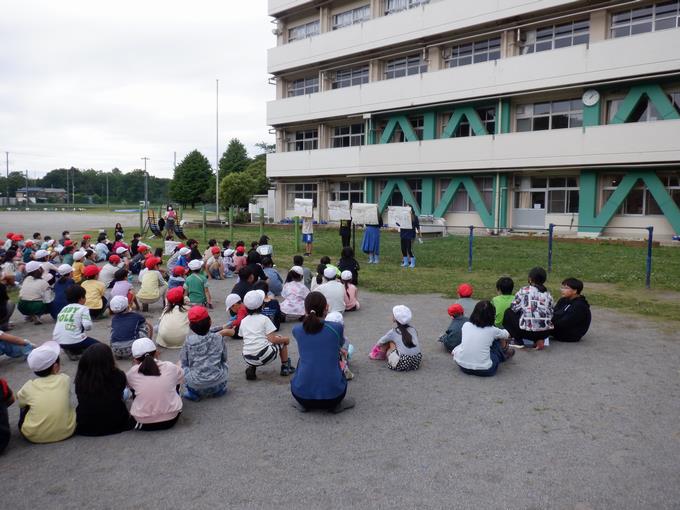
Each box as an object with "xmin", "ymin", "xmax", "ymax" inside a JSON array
[{"xmin": 77, "ymin": 224, "xmax": 680, "ymax": 324}]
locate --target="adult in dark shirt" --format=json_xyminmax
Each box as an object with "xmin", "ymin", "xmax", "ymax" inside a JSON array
[
  {"xmin": 246, "ymin": 252, "xmax": 268, "ymax": 282},
  {"xmin": 337, "ymin": 246, "xmax": 360, "ymax": 285},
  {"xmin": 129, "ymin": 233, "xmax": 141, "ymax": 256},
  {"xmin": 231, "ymin": 267, "xmax": 255, "ymax": 300},
  {"xmin": 339, "ymin": 219, "xmax": 352, "ymax": 248},
  {"xmin": 187, "ymin": 239, "xmax": 202, "ymax": 261},
  {"xmin": 74, "ymin": 344, "xmax": 134, "ymax": 436},
  {"xmin": 552, "ymin": 278, "xmax": 591, "ymax": 342},
  {"xmin": 399, "ymin": 208, "xmax": 420, "ymax": 269}
]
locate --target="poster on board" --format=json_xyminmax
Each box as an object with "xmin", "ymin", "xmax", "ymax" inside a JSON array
[
  {"xmin": 387, "ymin": 206, "xmax": 412, "ymax": 229},
  {"xmin": 351, "ymin": 203, "xmax": 379, "ymax": 225},
  {"xmin": 164, "ymin": 240, "xmax": 180, "ymax": 256},
  {"xmin": 328, "ymin": 200, "xmax": 351, "ymax": 221},
  {"xmin": 293, "ymin": 198, "xmax": 314, "ymax": 218}
]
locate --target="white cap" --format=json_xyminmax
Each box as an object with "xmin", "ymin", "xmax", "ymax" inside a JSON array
[
  {"xmin": 46, "ymin": 239, "xmax": 55, "ymax": 246},
  {"xmin": 225, "ymin": 293, "xmax": 241, "ymax": 310},
  {"xmin": 27, "ymin": 341, "xmax": 61, "ymax": 372},
  {"xmin": 57, "ymin": 264, "xmax": 73, "ymax": 276},
  {"xmin": 243, "ymin": 289, "xmax": 265, "ymax": 310},
  {"xmin": 340, "ymin": 270, "xmax": 353, "ymax": 281},
  {"xmin": 25, "ymin": 261, "xmax": 41, "ymax": 273},
  {"xmin": 188, "ymin": 259, "xmax": 202, "ymax": 271},
  {"xmin": 323, "ymin": 267, "xmax": 337, "ymax": 280},
  {"xmin": 131, "ymin": 337, "xmax": 156, "ymax": 358},
  {"xmin": 110, "ymin": 295, "xmax": 129, "ymax": 313},
  {"xmin": 392, "ymin": 305, "xmax": 412, "ymax": 325},
  {"xmin": 325, "ymin": 311, "xmax": 344, "ymax": 324},
  {"xmin": 73, "ymin": 251, "xmax": 85, "ymax": 261},
  {"xmin": 34, "ymin": 250, "xmax": 49, "ymax": 259},
  {"xmin": 179, "ymin": 247, "xmax": 191, "ymax": 256},
  {"xmin": 224, "ymin": 248, "xmax": 235, "ymax": 256},
  {"xmin": 115, "ymin": 247, "xmax": 128, "ymax": 255},
  {"xmin": 55, "ymin": 245, "xmax": 64, "ymax": 254},
  {"xmin": 291, "ymin": 265, "xmax": 304, "ymax": 276}
]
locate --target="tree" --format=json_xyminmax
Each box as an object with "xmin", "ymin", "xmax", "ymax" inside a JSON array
[
  {"xmin": 219, "ymin": 156, "xmax": 270, "ymax": 209},
  {"xmin": 218, "ymin": 138, "xmax": 250, "ymax": 180},
  {"xmin": 255, "ymin": 141, "xmax": 275, "ymax": 154},
  {"xmin": 170, "ymin": 150, "xmax": 214, "ymax": 208}
]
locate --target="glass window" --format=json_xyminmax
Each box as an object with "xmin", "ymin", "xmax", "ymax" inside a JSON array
[
  {"xmin": 384, "ymin": 53, "xmax": 428, "ymax": 80},
  {"xmin": 600, "ymin": 174, "xmax": 679, "ymax": 215},
  {"xmin": 440, "ymin": 177, "xmax": 494, "ymax": 213},
  {"xmin": 385, "ymin": 0, "xmax": 429, "ymax": 15},
  {"xmin": 332, "ymin": 65, "xmax": 369, "ymax": 89},
  {"xmin": 288, "ymin": 20, "xmax": 320, "ymax": 42},
  {"xmin": 332, "ymin": 124, "xmax": 365, "ymax": 148},
  {"xmin": 513, "ymin": 176, "xmax": 579, "ymax": 213},
  {"xmin": 379, "ymin": 179, "xmax": 422, "ymax": 207},
  {"xmin": 515, "ymin": 100, "xmax": 583, "ymax": 131},
  {"xmin": 332, "ymin": 5, "xmax": 371, "ymax": 29},
  {"xmin": 286, "ymin": 183, "xmax": 318, "ymax": 209},
  {"xmin": 330, "ymin": 181, "xmax": 364, "ymax": 204},
  {"xmin": 521, "ymin": 19, "xmax": 590, "ymax": 54},
  {"xmin": 286, "ymin": 129, "xmax": 318, "ymax": 151},
  {"xmin": 440, "ymin": 107, "xmax": 496, "ymax": 137},
  {"xmin": 611, "ymin": 2, "xmax": 680, "ymax": 38},
  {"xmin": 287, "ymin": 76, "xmax": 319, "ymax": 97},
  {"xmin": 444, "ymin": 37, "xmax": 501, "ymax": 68}
]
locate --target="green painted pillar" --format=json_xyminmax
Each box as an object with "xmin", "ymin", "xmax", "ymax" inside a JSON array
[
  {"xmin": 420, "ymin": 177, "xmax": 435, "ymax": 215},
  {"xmin": 498, "ymin": 174, "xmax": 508, "ymax": 229},
  {"xmin": 366, "ymin": 118, "xmax": 376, "ymax": 145},
  {"xmin": 498, "ymin": 99, "xmax": 511, "ymax": 134},
  {"xmin": 578, "ymin": 170, "xmax": 600, "ymax": 233},
  {"xmin": 365, "ymin": 178, "xmax": 375, "ymax": 203},
  {"xmin": 422, "ymin": 112, "xmax": 437, "ymax": 140},
  {"xmin": 583, "ymin": 102, "xmax": 601, "ymax": 127}
]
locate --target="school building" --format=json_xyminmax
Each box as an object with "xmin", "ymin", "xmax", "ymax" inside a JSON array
[{"xmin": 265, "ymin": 0, "xmax": 680, "ymax": 238}]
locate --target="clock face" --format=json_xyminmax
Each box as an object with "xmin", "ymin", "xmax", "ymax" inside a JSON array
[{"xmin": 582, "ymin": 89, "xmax": 600, "ymax": 107}]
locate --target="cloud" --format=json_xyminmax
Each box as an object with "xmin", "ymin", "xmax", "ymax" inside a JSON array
[{"xmin": 0, "ymin": 0, "xmax": 275, "ymax": 179}]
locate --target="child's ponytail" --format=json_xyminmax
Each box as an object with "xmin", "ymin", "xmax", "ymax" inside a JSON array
[
  {"xmin": 302, "ymin": 291, "xmax": 326, "ymax": 334},
  {"xmin": 136, "ymin": 352, "xmax": 161, "ymax": 376},
  {"xmin": 395, "ymin": 323, "xmax": 415, "ymax": 349},
  {"xmin": 344, "ymin": 280, "xmax": 351, "ymax": 300}
]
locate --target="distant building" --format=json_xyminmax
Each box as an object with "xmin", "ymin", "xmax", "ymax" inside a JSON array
[{"xmin": 16, "ymin": 187, "xmax": 67, "ymax": 204}]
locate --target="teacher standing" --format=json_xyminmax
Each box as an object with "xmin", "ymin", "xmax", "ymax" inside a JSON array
[
  {"xmin": 361, "ymin": 211, "xmax": 383, "ymax": 264},
  {"xmin": 291, "ymin": 292, "xmax": 353, "ymax": 412},
  {"xmin": 399, "ymin": 207, "xmax": 420, "ymax": 269}
]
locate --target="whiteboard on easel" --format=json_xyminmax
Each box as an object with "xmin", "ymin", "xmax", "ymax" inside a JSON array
[
  {"xmin": 351, "ymin": 203, "xmax": 378, "ymax": 225},
  {"xmin": 387, "ymin": 206, "xmax": 412, "ymax": 229},
  {"xmin": 293, "ymin": 198, "xmax": 314, "ymax": 218},
  {"xmin": 328, "ymin": 200, "xmax": 351, "ymax": 221}
]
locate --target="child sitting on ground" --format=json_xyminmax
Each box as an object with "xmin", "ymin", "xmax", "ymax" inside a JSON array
[
  {"xmin": 185, "ymin": 259, "xmax": 212, "ymax": 308},
  {"xmin": 552, "ymin": 277, "xmax": 591, "ymax": 342},
  {"xmin": 491, "ymin": 277, "xmax": 514, "ymax": 328},
  {"xmin": 18, "ymin": 261, "xmax": 50, "ymax": 324},
  {"xmin": 156, "ymin": 287, "xmax": 190, "ymax": 349},
  {"xmin": 254, "ymin": 280, "xmax": 283, "ymax": 331},
  {"xmin": 125, "ymin": 338, "xmax": 183, "ymax": 431},
  {"xmin": 18, "ymin": 341, "xmax": 76, "ymax": 443},
  {"xmin": 293, "ymin": 255, "xmax": 312, "ymax": 289},
  {"xmin": 337, "ymin": 247, "xmax": 360, "ymax": 285},
  {"xmin": 180, "ymin": 306, "xmax": 230, "ymax": 401},
  {"xmin": 370, "ymin": 305, "xmax": 422, "ymax": 371},
  {"xmin": 261, "ymin": 256, "xmax": 283, "ymax": 296},
  {"xmin": 81, "ymin": 265, "xmax": 107, "ymax": 319},
  {"xmin": 233, "ymin": 246, "xmax": 247, "ymax": 273},
  {"xmin": 222, "ymin": 293, "xmax": 247, "ymax": 339},
  {"xmin": 109, "ymin": 295, "xmax": 153, "ymax": 359},
  {"xmin": 72, "ymin": 251, "xmax": 86, "ymax": 283},
  {"xmin": 455, "ymin": 283, "xmax": 478, "ymax": 317},
  {"xmin": 341, "ymin": 270, "xmax": 360, "ymax": 312},
  {"xmin": 168, "ymin": 265, "xmax": 187, "ymax": 290},
  {"xmin": 281, "ymin": 266, "xmax": 309, "ymax": 320},
  {"xmin": 111, "ymin": 268, "xmax": 140, "ymax": 311},
  {"xmin": 503, "ymin": 267, "xmax": 554, "ymax": 350},
  {"xmin": 205, "ymin": 246, "xmax": 224, "ymax": 280},
  {"xmin": 438, "ymin": 303, "xmax": 467, "ymax": 352},
  {"xmin": 53, "ymin": 285, "xmax": 101, "ymax": 360},
  {"xmin": 453, "ymin": 300, "xmax": 514, "ymax": 377},
  {"xmin": 240, "ymin": 290, "xmax": 295, "ymax": 380},
  {"xmin": 223, "ymin": 248, "xmax": 236, "ymax": 278},
  {"xmin": 326, "ymin": 311, "xmax": 354, "ymax": 380}
]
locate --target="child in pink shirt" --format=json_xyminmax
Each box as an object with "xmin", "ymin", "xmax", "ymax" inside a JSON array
[{"xmin": 341, "ymin": 271, "xmax": 360, "ymax": 312}]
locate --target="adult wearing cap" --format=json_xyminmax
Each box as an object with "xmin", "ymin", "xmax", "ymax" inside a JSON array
[
  {"xmin": 291, "ymin": 291, "xmax": 352, "ymax": 413},
  {"xmin": 17, "ymin": 341, "xmax": 76, "ymax": 443},
  {"xmin": 81, "ymin": 265, "xmax": 107, "ymax": 319},
  {"xmin": 316, "ymin": 267, "xmax": 346, "ymax": 314},
  {"xmin": 157, "ymin": 287, "xmax": 190, "ymax": 349},
  {"xmin": 126, "ymin": 338, "xmax": 183, "ymax": 431},
  {"xmin": 137, "ymin": 257, "xmax": 168, "ymax": 312},
  {"xmin": 455, "ymin": 283, "xmax": 478, "ymax": 318},
  {"xmin": 185, "ymin": 259, "xmax": 212, "ymax": 308},
  {"xmin": 99, "ymin": 254, "xmax": 123, "ymax": 290},
  {"xmin": 48, "ymin": 264, "xmax": 75, "ymax": 320},
  {"xmin": 438, "ymin": 304, "xmax": 467, "ymax": 352},
  {"xmin": 18, "ymin": 261, "xmax": 50, "ymax": 324}
]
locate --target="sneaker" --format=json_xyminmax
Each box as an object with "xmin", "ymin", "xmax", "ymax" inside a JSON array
[
  {"xmin": 280, "ymin": 359, "xmax": 296, "ymax": 376},
  {"xmin": 245, "ymin": 365, "xmax": 257, "ymax": 380},
  {"xmin": 509, "ymin": 340, "xmax": 524, "ymax": 349},
  {"xmin": 343, "ymin": 367, "xmax": 354, "ymax": 380}
]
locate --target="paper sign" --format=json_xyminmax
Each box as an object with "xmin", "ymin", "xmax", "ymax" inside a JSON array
[
  {"xmin": 164, "ymin": 240, "xmax": 180, "ymax": 255},
  {"xmin": 351, "ymin": 203, "xmax": 378, "ymax": 225},
  {"xmin": 387, "ymin": 206, "xmax": 412, "ymax": 229},
  {"xmin": 294, "ymin": 198, "xmax": 314, "ymax": 218},
  {"xmin": 328, "ymin": 200, "xmax": 351, "ymax": 221}
]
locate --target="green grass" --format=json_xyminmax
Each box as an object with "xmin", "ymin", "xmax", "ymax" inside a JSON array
[{"xmin": 77, "ymin": 224, "xmax": 680, "ymax": 324}]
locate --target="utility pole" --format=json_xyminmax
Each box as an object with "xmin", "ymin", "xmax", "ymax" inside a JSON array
[
  {"xmin": 141, "ymin": 157, "xmax": 150, "ymax": 210},
  {"xmin": 65, "ymin": 168, "xmax": 69, "ymax": 205},
  {"xmin": 72, "ymin": 168, "xmax": 75, "ymax": 204},
  {"xmin": 215, "ymin": 78, "xmax": 220, "ymax": 221},
  {"xmin": 106, "ymin": 173, "xmax": 109, "ymax": 210},
  {"xmin": 24, "ymin": 170, "xmax": 29, "ymax": 209},
  {"xmin": 5, "ymin": 152, "xmax": 8, "ymax": 204},
  {"xmin": 173, "ymin": 151, "xmax": 177, "ymax": 169}
]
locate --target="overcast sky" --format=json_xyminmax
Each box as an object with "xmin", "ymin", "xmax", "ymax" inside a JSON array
[{"xmin": 0, "ymin": 1, "xmax": 275, "ymax": 179}]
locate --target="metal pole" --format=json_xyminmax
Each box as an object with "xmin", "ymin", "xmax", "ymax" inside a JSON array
[
  {"xmin": 294, "ymin": 217, "xmax": 300, "ymax": 252},
  {"xmin": 141, "ymin": 157, "xmax": 150, "ymax": 210},
  {"xmin": 229, "ymin": 206, "xmax": 234, "ymax": 242},
  {"xmin": 215, "ymin": 79, "xmax": 220, "ymax": 221},
  {"xmin": 645, "ymin": 226, "xmax": 654, "ymax": 289},
  {"xmin": 547, "ymin": 223, "xmax": 555, "ymax": 273},
  {"xmin": 352, "ymin": 222, "xmax": 356, "ymax": 254},
  {"xmin": 65, "ymin": 167, "xmax": 69, "ymax": 206},
  {"xmin": 5, "ymin": 152, "xmax": 8, "ymax": 204},
  {"xmin": 106, "ymin": 174, "xmax": 109, "ymax": 210},
  {"xmin": 202, "ymin": 205, "xmax": 207, "ymax": 243},
  {"xmin": 25, "ymin": 170, "xmax": 29, "ymax": 210},
  {"xmin": 259, "ymin": 207, "xmax": 264, "ymax": 237},
  {"xmin": 467, "ymin": 225, "xmax": 474, "ymax": 272},
  {"xmin": 72, "ymin": 168, "xmax": 75, "ymax": 204}
]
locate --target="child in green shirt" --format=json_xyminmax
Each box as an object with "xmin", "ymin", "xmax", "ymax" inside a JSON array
[
  {"xmin": 491, "ymin": 277, "xmax": 514, "ymax": 328},
  {"xmin": 184, "ymin": 259, "xmax": 213, "ymax": 308}
]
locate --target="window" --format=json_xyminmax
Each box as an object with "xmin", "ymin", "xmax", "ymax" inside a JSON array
[
  {"xmin": 521, "ymin": 19, "xmax": 589, "ymax": 54},
  {"xmin": 287, "ymin": 76, "xmax": 319, "ymax": 97},
  {"xmin": 439, "ymin": 177, "xmax": 494, "ymax": 213},
  {"xmin": 288, "ymin": 20, "xmax": 320, "ymax": 42},
  {"xmin": 513, "ymin": 176, "xmax": 579, "ymax": 213},
  {"xmin": 611, "ymin": 2, "xmax": 680, "ymax": 38},
  {"xmin": 378, "ymin": 179, "xmax": 422, "ymax": 207},
  {"xmin": 332, "ymin": 124, "xmax": 365, "ymax": 147},
  {"xmin": 332, "ymin": 5, "xmax": 370, "ymax": 29},
  {"xmin": 286, "ymin": 129, "xmax": 318, "ymax": 151},
  {"xmin": 286, "ymin": 183, "xmax": 318, "ymax": 209},
  {"xmin": 516, "ymin": 100, "xmax": 583, "ymax": 132},
  {"xmin": 384, "ymin": 53, "xmax": 427, "ymax": 79},
  {"xmin": 441, "ymin": 107, "xmax": 496, "ymax": 137},
  {"xmin": 330, "ymin": 181, "xmax": 364, "ymax": 204},
  {"xmin": 607, "ymin": 90, "xmax": 680, "ymax": 123},
  {"xmin": 332, "ymin": 65, "xmax": 369, "ymax": 89},
  {"xmin": 444, "ymin": 37, "xmax": 501, "ymax": 68},
  {"xmin": 601, "ymin": 174, "xmax": 680, "ymax": 215},
  {"xmin": 382, "ymin": 115, "xmax": 424, "ymax": 142},
  {"xmin": 385, "ymin": 0, "xmax": 429, "ymax": 15}
]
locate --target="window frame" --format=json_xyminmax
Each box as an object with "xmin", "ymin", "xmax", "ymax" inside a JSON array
[
  {"xmin": 287, "ymin": 76, "xmax": 319, "ymax": 97},
  {"xmin": 600, "ymin": 174, "xmax": 679, "ymax": 216},
  {"xmin": 440, "ymin": 106, "xmax": 496, "ymax": 137},
  {"xmin": 384, "ymin": 53, "xmax": 428, "ymax": 80},
  {"xmin": 332, "ymin": 5, "xmax": 371, "ymax": 30},
  {"xmin": 610, "ymin": 2, "xmax": 680, "ymax": 38},
  {"xmin": 439, "ymin": 176, "xmax": 495, "ymax": 213},
  {"xmin": 515, "ymin": 99, "xmax": 584, "ymax": 132},
  {"xmin": 378, "ymin": 178, "xmax": 423, "ymax": 208},
  {"xmin": 385, "ymin": 0, "xmax": 429, "ymax": 15},
  {"xmin": 443, "ymin": 36, "xmax": 501, "ymax": 68},
  {"xmin": 331, "ymin": 65, "xmax": 370, "ymax": 89},
  {"xmin": 288, "ymin": 20, "xmax": 320, "ymax": 42},
  {"xmin": 286, "ymin": 183, "xmax": 318, "ymax": 209},
  {"xmin": 331, "ymin": 123, "xmax": 365, "ymax": 148},
  {"xmin": 329, "ymin": 181, "xmax": 364, "ymax": 205},
  {"xmin": 286, "ymin": 129, "xmax": 319, "ymax": 152},
  {"xmin": 520, "ymin": 19, "xmax": 590, "ymax": 54}
]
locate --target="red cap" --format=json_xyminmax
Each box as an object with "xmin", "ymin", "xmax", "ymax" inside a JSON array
[
  {"xmin": 138, "ymin": 245, "xmax": 148, "ymax": 252},
  {"xmin": 64, "ymin": 240, "xmax": 73, "ymax": 246},
  {"xmin": 177, "ymin": 243, "xmax": 185, "ymax": 249},
  {"xmin": 448, "ymin": 304, "xmax": 464, "ymax": 317},
  {"xmin": 145, "ymin": 257, "xmax": 161, "ymax": 270},
  {"xmin": 211, "ymin": 246, "xmax": 220, "ymax": 255},
  {"xmin": 172, "ymin": 266, "xmax": 186, "ymax": 277},
  {"xmin": 187, "ymin": 305, "xmax": 209, "ymax": 323},
  {"xmin": 5, "ymin": 233, "xmax": 13, "ymax": 239},
  {"xmin": 11, "ymin": 234, "xmax": 23, "ymax": 241},
  {"xmin": 236, "ymin": 246, "xmax": 245, "ymax": 254},
  {"xmin": 83, "ymin": 265, "xmax": 100, "ymax": 278},
  {"xmin": 166, "ymin": 286, "xmax": 185, "ymax": 304},
  {"xmin": 24, "ymin": 240, "xmax": 34, "ymax": 246},
  {"xmin": 108, "ymin": 254, "xmax": 121, "ymax": 264},
  {"xmin": 457, "ymin": 283, "xmax": 473, "ymax": 298},
  {"xmin": 83, "ymin": 234, "xmax": 92, "ymax": 240}
]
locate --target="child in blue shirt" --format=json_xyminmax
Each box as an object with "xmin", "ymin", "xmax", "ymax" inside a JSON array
[{"xmin": 109, "ymin": 296, "xmax": 152, "ymax": 359}]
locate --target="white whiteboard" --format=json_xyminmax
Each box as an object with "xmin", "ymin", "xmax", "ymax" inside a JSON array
[
  {"xmin": 351, "ymin": 203, "xmax": 378, "ymax": 225},
  {"xmin": 328, "ymin": 200, "xmax": 351, "ymax": 221},
  {"xmin": 387, "ymin": 206, "xmax": 412, "ymax": 229},
  {"xmin": 293, "ymin": 198, "xmax": 314, "ymax": 218},
  {"xmin": 164, "ymin": 240, "xmax": 180, "ymax": 255}
]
